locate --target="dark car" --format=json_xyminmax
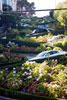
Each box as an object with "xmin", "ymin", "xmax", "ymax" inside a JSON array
[{"xmin": 29, "ymin": 28, "xmax": 48, "ymax": 35}]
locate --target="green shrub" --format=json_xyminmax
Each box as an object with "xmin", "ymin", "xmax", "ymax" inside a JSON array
[
  {"xmin": 0, "ymin": 70, "xmax": 4, "ymax": 84},
  {"xmin": 16, "ymin": 36, "xmax": 37, "ymax": 43},
  {"xmin": 40, "ymin": 44, "xmax": 46, "ymax": 49},
  {"xmin": 59, "ymin": 56, "xmax": 67, "ymax": 65},
  {"xmin": 53, "ymin": 47, "xmax": 63, "ymax": 51},
  {"xmin": 52, "ymin": 41, "xmax": 62, "ymax": 47},
  {"xmin": 7, "ymin": 72, "xmax": 23, "ymax": 90},
  {"xmin": 0, "ymin": 44, "xmax": 3, "ymax": 49},
  {"xmin": 0, "ymin": 55, "xmax": 7, "ymax": 63},
  {"xmin": 36, "ymin": 47, "xmax": 42, "ymax": 52},
  {"xmin": 62, "ymin": 39, "xmax": 67, "ymax": 47},
  {"xmin": 22, "ymin": 55, "xmax": 28, "ymax": 63},
  {"xmin": 9, "ymin": 29, "xmax": 19, "ymax": 35},
  {"xmin": 7, "ymin": 78, "xmax": 23, "ymax": 90},
  {"xmin": 64, "ymin": 30, "xmax": 67, "ymax": 35},
  {"xmin": 20, "ymin": 29, "xmax": 32, "ymax": 34},
  {"xmin": 46, "ymin": 47, "xmax": 52, "ymax": 50}
]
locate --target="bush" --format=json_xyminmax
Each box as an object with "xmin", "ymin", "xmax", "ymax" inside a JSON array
[
  {"xmin": 53, "ymin": 47, "xmax": 63, "ymax": 51},
  {"xmin": 52, "ymin": 41, "xmax": 62, "ymax": 47},
  {"xmin": 62, "ymin": 39, "xmax": 67, "ymax": 47},
  {"xmin": 16, "ymin": 36, "xmax": 37, "ymax": 43},
  {"xmin": 64, "ymin": 30, "xmax": 67, "ymax": 35},
  {"xmin": 46, "ymin": 47, "xmax": 52, "ymax": 50},
  {"xmin": 20, "ymin": 29, "xmax": 32, "ymax": 34},
  {"xmin": 9, "ymin": 29, "xmax": 19, "ymax": 35},
  {"xmin": 0, "ymin": 44, "xmax": 3, "ymax": 48},
  {"xmin": 7, "ymin": 72, "xmax": 23, "ymax": 90},
  {"xmin": 59, "ymin": 55, "xmax": 67, "ymax": 65},
  {"xmin": 0, "ymin": 61, "xmax": 67, "ymax": 99},
  {"xmin": 0, "ymin": 87, "xmax": 60, "ymax": 100}
]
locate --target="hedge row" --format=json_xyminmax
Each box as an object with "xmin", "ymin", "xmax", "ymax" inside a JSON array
[
  {"xmin": 0, "ymin": 39, "xmax": 40, "ymax": 47},
  {"xmin": 0, "ymin": 54, "xmax": 28, "ymax": 70},
  {"xmin": 0, "ymin": 87, "xmax": 63, "ymax": 100},
  {"xmin": 0, "ymin": 63, "xmax": 22, "ymax": 70},
  {"xmin": 0, "ymin": 61, "xmax": 22, "ymax": 67},
  {"xmin": 11, "ymin": 50, "xmax": 40, "ymax": 54}
]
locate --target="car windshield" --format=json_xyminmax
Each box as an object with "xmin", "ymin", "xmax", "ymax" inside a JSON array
[
  {"xmin": 32, "ymin": 30, "xmax": 36, "ymax": 33},
  {"xmin": 37, "ymin": 51, "xmax": 48, "ymax": 57},
  {"xmin": 37, "ymin": 51, "xmax": 59, "ymax": 57}
]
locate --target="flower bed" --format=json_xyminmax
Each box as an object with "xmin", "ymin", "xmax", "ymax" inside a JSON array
[
  {"xmin": 10, "ymin": 45, "xmax": 39, "ymax": 54},
  {"xmin": 0, "ymin": 52, "xmax": 28, "ymax": 66},
  {"xmin": 0, "ymin": 60, "xmax": 67, "ymax": 99},
  {"xmin": 10, "ymin": 44, "xmax": 53, "ymax": 54}
]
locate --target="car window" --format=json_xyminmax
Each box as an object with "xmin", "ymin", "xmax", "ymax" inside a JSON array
[
  {"xmin": 47, "ymin": 51, "xmax": 58, "ymax": 55},
  {"xmin": 47, "ymin": 51, "xmax": 54, "ymax": 55},
  {"xmin": 37, "ymin": 52, "xmax": 47, "ymax": 57},
  {"xmin": 52, "ymin": 51, "xmax": 58, "ymax": 54}
]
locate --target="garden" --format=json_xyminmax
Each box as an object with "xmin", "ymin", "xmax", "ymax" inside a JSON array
[
  {"xmin": 0, "ymin": 60, "xmax": 67, "ymax": 100},
  {"xmin": 0, "ymin": 34, "xmax": 67, "ymax": 100},
  {"xmin": 0, "ymin": 11, "xmax": 67, "ymax": 100},
  {"xmin": 0, "ymin": 51, "xmax": 27, "ymax": 67}
]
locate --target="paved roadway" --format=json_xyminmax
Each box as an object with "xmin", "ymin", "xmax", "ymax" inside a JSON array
[
  {"xmin": 24, "ymin": 54, "xmax": 37, "ymax": 60},
  {"xmin": 0, "ymin": 96, "xmax": 18, "ymax": 100}
]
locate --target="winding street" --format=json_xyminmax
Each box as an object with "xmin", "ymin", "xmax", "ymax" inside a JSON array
[
  {"xmin": 0, "ymin": 96, "xmax": 18, "ymax": 100},
  {"xmin": 24, "ymin": 54, "xmax": 37, "ymax": 60}
]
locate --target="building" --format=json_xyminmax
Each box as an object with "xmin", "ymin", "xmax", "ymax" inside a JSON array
[
  {"xmin": 3, "ymin": 0, "xmax": 17, "ymax": 11},
  {"xmin": 0, "ymin": 0, "xmax": 3, "ymax": 11},
  {"xmin": 10, "ymin": 0, "xmax": 17, "ymax": 11}
]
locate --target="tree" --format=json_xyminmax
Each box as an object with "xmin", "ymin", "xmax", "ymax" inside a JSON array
[
  {"xmin": 3, "ymin": 4, "xmax": 12, "ymax": 11},
  {"xmin": 0, "ymin": 13, "xmax": 20, "ymax": 30},
  {"xmin": 17, "ymin": 0, "xmax": 35, "ymax": 16},
  {"xmin": 54, "ymin": 0, "xmax": 67, "ymax": 27},
  {"xmin": 49, "ymin": 11, "xmax": 54, "ymax": 19}
]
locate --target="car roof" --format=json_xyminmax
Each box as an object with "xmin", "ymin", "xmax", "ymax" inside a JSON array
[{"xmin": 38, "ymin": 50, "xmax": 59, "ymax": 54}]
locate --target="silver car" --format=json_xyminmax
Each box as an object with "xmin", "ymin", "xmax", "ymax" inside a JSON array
[{"xmin": 29, "ymin": 50, "xmax": 67, "ymax": 62}]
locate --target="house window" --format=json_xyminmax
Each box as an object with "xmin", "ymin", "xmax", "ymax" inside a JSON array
[
  {"xmin": 8, "ymin": 0, "xmax": 10, "ymax": 5},
  {"xmin": 3, "ymin": 0, "xmax": 7, "ymax": 4}
]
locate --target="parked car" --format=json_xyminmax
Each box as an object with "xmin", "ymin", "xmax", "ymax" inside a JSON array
[
  {"xmin": 0, "ymin": 27, "xmax": 5, "ymax": 33},
  {"xmin": 29, "ymin": 50, "xmax": 67, "ymax": 62},
  {"xmin": 20, "ymin": 23, "xmax": 29, "ymax": 27},
  {"xmin": 29, "ymin": 28, "xmax": 48, "ymax": 35},
  {"xmin": 47, "ymin": 35, "xmax": 67, "ymax": 43},
  {"xmin": 38, "ymin": 25, "xmax": 48, "ymax": 29},
  {"xmin": 1, "ymin": 36, "xmax": 7, "ymax": 39}
]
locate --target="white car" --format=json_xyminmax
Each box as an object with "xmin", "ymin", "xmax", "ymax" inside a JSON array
[
  {"xmin": 29, "ymin": 50, "xmax": 67, "ymax": 62},
  {"xmin": 47, "ymin": 35, "xmax": 67, "ymax": 43}
]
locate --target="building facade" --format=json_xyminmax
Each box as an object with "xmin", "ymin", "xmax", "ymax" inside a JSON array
[
  {"xmin": 9, "ymin": 0, "xmax": 17, "ymax": 11},
  {"xmin": 0, "ymin": 0, "xmax": 3, "ymax": 11},
  {"xmin": 3, "ymin": 0, "xmax": 17, "ymax": 11}
]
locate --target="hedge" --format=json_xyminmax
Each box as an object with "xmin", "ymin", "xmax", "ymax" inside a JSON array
[
  {"xmin": 0, "ymin": 54, "xmax": 28, "ymax": 70},
  {"xmin": 11, "ymin": 50, "xmax": 40, "ymax": 54},
  {"xmin": 0, "ymin": 63, "xmax": 22, "ymax": 70},
  {"xmin": 0, "ymin": 87, "xmax": 64, "ymax": 100},
  {"xmin": 0, "ymin": 61, "xmax": 22, "ymax": 67},
  {"xmin": 0, "ymin": 39, "xmax": 40, "ymax": 47}
]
